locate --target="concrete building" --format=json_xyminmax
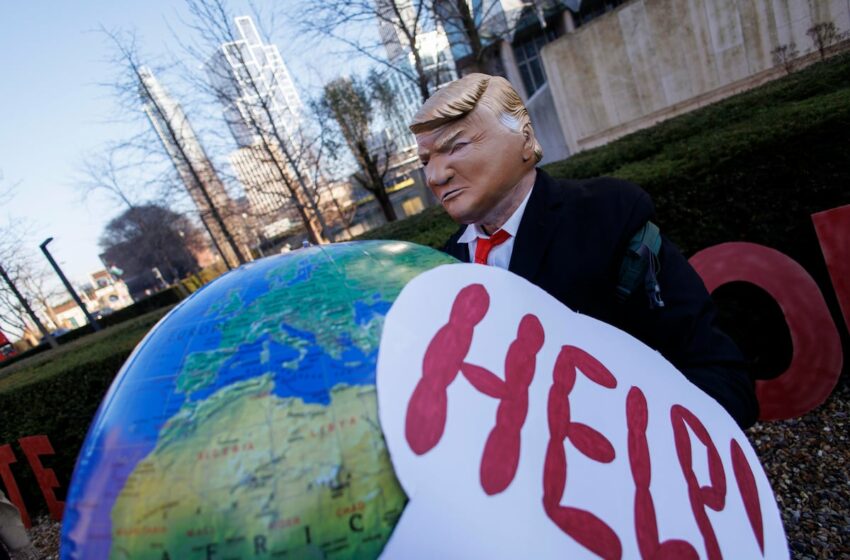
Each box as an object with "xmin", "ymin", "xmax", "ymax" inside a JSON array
[
  {"xmin": 83, "ymin": 270, "xmax": 134, "ymax": 315},
  {"xmin": 541, "ymin": 0, "xmax": 850, "ymax": 154},
  {"xmin": 51, "ymin": 270, "xmax": 133, "ymax": 329},
  {"xmin": 139, "ymin": 67, "xmax": 249, "ymax": 266}
]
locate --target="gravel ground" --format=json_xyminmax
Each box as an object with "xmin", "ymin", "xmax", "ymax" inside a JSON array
[
  {"xmin": 24, "ymin": 516, "xmax": 59, "ymax": 560},
  {"xmin": 749, "ymin": 380, "xmax": 850, "ymax": 558},
  {"xmin": 23, "ymin": 381, "xmax": 849, "ymax": 559}
]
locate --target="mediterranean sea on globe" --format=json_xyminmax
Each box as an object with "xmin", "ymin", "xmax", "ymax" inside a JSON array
[{"xmin": 60, "ymin": 241, "xmax": 457, "ymax": 560}]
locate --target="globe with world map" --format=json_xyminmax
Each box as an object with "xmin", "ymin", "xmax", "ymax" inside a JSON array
[{"xmin": 60, "ymin": 241, "xmax": 457, "ymax": 560}]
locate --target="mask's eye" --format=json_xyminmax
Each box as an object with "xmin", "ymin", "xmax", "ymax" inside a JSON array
[{"xmin": 450, "ymin": 142, "xmax": 468, "ymax": 154}]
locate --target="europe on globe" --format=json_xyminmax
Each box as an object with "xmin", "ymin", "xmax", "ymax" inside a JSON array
[{"xmin": 60, "ymin": 241, "xmax": 457, "ymax": 560}]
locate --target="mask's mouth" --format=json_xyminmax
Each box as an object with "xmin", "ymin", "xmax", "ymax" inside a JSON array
[{"xmin": 442, "ymin": 188, "xmax": 463, "ymax": 203}]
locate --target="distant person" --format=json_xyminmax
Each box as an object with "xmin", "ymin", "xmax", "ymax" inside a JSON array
[
  {"xmin": 0, "ymin": 490, "xmax": 36, "ymax": 560},
  {"xmin": 409, "ymin": 73, "xmax": 758, "ymax": 428}
]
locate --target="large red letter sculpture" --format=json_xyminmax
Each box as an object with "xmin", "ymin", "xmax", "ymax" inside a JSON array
[
  {"xmin": 812, "ymin": 204, "xmax": 850, "ymax": 335},
  {"xmin": 690, "ymin": 242, "xmax": 842, "ymax": 420},
  {"xmin": 0, "ymin": 444, "xmax": 30, "ymax": 528},
  {"xmin": 18, "ymin": 435, "xmax": 64, "ymax": 521}
]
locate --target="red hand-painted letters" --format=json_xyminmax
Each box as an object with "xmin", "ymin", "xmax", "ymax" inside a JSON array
[{"xmin": 405, "ymin": 284, "xmax": 767, "ymax": 559}]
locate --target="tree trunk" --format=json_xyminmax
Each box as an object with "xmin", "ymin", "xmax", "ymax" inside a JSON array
[
  {"xmin": 374, "ymin": 183, "xmax": 398, "ymax": 222},
  {"xmin": 457, "ymin": 0, "xmax": 485, "ymax": 67}
]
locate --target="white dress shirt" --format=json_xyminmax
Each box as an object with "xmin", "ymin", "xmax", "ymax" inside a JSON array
[{"xmin": 457, "ymin": 187, "xmax": 533, "ymax": 269}]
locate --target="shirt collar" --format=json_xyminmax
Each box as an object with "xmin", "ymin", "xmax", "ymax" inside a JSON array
[{"xmin": 457, "ymin": 186, "xmax": 534, "ymax": 243}]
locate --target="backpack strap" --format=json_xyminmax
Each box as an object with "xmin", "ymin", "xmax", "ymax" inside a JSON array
[{"xmin": 616, "ymin": 221, "xmax": 665, "ymax": 308}]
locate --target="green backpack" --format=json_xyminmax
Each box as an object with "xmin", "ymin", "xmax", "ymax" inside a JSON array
[{"xmin": 616, "ymin": 221, "xmax": 665, "ymax": 308}]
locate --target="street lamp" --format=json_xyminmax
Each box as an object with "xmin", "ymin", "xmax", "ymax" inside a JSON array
[{"xmin": 40, "ymin": 237, "xmax": 101, "ymax": 332}]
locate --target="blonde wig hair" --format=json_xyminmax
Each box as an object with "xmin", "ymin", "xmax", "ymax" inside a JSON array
[{"xmin": 409, "ymin": 73, "xmax": 543, "ymax": 163}]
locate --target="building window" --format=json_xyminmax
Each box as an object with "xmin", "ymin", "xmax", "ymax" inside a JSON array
[
  {"xmin": 513, "ymin": 28, "xmax": 557, "ymax": 97},
  {"xmin": 402, "ymin": 197, "xmax": 424, "ymax": 216}
]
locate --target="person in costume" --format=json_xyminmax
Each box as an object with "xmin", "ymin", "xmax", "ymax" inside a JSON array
[{"xmin": 410, "ymin": 73, "xmax": 757, "ymax": 428}]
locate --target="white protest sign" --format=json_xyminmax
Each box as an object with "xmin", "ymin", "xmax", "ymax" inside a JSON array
[{"xmin": 376, "ymin": 264, "xmax": 787, "ymax": 559}]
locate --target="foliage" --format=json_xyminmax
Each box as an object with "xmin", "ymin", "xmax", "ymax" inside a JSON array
[
  {"xmin": 179, "ymin": 260, "xmax": 229, "ymax": 294},
  {"xmin": 771, "ymin": 43, "xmax": 798, "ymax": 75},
  {"xmin": 356, "ymin": 204, "xmax": 457, "ymax": 249},
  {"xmin": 0, "ymin": 309, "xmax": 170, "ymax": 515},
  {"xmin": 100, "ymin": 204, "xmax": 203, "ymax": 287}
]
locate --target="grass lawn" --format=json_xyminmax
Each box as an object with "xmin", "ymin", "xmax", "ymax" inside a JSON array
[{"xmin": 0, "ymin": 307, "xmax": 171, "ymax": 394}]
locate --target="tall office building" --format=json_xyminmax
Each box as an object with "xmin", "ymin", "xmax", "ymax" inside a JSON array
[
  {"xmin": 209, "ymin": 16, "xmax": 303, "ymax": 147},
  {"xmin": 210, "ymin": 16, "xmax": 327, "ymax": 242},
  {"xmin": 139, "ymin": 67, "xmax": 248, "ymax": 266}
]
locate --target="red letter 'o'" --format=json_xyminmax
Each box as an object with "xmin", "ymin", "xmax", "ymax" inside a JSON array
[{"xmin": 690, "ymin": 242, "xmax": 842, "ymax": 420}]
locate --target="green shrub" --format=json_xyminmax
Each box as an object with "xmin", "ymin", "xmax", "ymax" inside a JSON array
[
  {"xmin": 100, "ymin": 285, "xmax": 184, "ymax": 327},
  {"xmin": 546, "ymin": 52, "xmax": 850, "ymax": 181},
  {"xmin": 356, "ymin": 204, "xmax": 458, "ymax": 249},
  {"xmin": 0, "ymin": 309, "xmax": 171, "ymax": 516}
]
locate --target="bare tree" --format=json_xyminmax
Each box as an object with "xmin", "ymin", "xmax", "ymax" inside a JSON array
[
  {"xmin": 0, "ymin": 175, "xmax": 57, "ymax": 342},
  {"xmin": 431, "ymin": 0, "xmax": 504, "ymax": 73},
  {"xmin": 319, "ymin": 77, "xmax": 398, "ymax": 222},
  {"xmin": 299, "ymin": 0, "xmax": 436, "ymax": 103},
  {"xmin": 0, "ymin": 236, "xmax": 53, "ymax": 341},
  {"xmin": 807, "ymin": 21, "xmax": 842, "ymax": 61},
  {"xmin": 771, "ymin": 43, "xmax": 799, "ymax": 75},
  {"xmin": 175, "ymin": 0, "xmax": 338, "ymax": 245},
  {"xmin": 97, "ymin": 27, "xmax": 249, "ymax": 266}
]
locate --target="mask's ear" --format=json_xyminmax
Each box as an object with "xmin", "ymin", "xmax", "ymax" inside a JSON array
[{"xmin": 521, "ymin": 122, "xmax": 535, "ymax": 163}]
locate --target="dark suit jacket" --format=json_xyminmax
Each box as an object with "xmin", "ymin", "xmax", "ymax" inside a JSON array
[{"xmin": 443, "ymin": 169, "xmax": 758, "ymax": 428}]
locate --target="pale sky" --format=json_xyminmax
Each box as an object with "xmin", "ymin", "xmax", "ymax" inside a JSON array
[{"xmin": 0, "ymin": 0, "xmax": 376, "ymax": 289}]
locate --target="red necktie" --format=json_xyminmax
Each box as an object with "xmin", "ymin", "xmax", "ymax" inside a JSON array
[{"xmin": 474, "ymin": 229, "xmax": 511, "ymax": 264}]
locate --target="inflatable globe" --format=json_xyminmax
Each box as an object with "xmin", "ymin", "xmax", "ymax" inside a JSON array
[{"xmin": 61, "ymin": 241, "xmax": 457, "ymax": 559}]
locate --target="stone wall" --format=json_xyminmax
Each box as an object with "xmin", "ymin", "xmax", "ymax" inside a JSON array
[{"xmin": 542, "ymin": 0, "xmax": 850, "ymax": 153}]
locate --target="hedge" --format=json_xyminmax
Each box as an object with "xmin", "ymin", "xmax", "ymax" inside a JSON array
[
  {"xmin": 0, "ymin": 308, "xmax": 171, "ymax": 519},
  {"xmin": 356, "ymin": 203, "xmax": 456, "ymax": 249},
  {"xmin": 0, "ymin": 286, "xmax": 185, "ymax": 371}
]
